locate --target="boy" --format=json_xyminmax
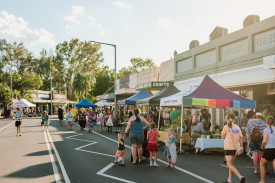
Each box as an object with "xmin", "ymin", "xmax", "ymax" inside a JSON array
[
  {"xmin": 15, "ymin": 108, "xmax": 23, "ymax": 136},
  {"xmin": 113, "ymin": 132, "xmax": 126, "ymax": 166}
]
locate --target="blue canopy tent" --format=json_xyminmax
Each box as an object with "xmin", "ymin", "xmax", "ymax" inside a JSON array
[
  {"xmin": 75, "ymin": 99, "xmax": 97, "ymax": 108},
  {"xmin": 117, "ymin": 89, "xmax": 151, "ymax": 105}
]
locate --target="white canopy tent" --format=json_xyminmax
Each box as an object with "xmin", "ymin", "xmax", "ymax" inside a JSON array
[
  {"xmin": 12, "ymin": 99, "xmax": 36, "ymax": 108},
  {"xmin": 95, "ymin": 100, "xmax": 114, "ymax": 107}
]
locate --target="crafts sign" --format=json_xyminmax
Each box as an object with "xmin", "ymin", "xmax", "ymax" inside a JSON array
[{"xmin": 136, "ymin": 82, "xmax": 171, "ymax": 90}]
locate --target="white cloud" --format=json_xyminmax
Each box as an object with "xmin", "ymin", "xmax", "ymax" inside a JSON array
[
  {"xmin": 88, "ymin": 16, "xmax": 96, "ymax": 25},
  {"xmin": 99, "ymin": 29, "xmax": 106, "ymax": 36},
  {"xmin": 157, "ymin": 17, "xmax": 189, "ymax": 33},
  {"xmin": 113, "ymin": 1, "xmax": 133, "ymax": 10},
  {"xmin": 72, "ymin": 5, "xmax": 85, "ymax": 15},
  {"xmin": 65, "ymin": 25, "xmax": 71, "ymax": 29},
  {"xmin": 64, "ymin": 15, "xmax": 80, "ymax": 23},
  {"xmin": 0, "ymin": 11, "xmax": 55, "ymax": 45},
  {"xmin": 96, "ymin": 23, "xmax": 102, "ymax": 28}
]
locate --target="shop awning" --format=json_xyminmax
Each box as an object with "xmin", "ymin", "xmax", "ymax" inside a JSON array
[
  {"xmin": 75, "ymin": 99, "xmax": 97, "ymax": 108},
  {"xmin": 161, "ymin": 75, "xmax": 255, "ymax": 109},
  {"xmin": 12, "ymin": 99, "xmax": 36, "ymax": 108},
  {"xmin": 95, "ymin": 100, "xmax": 114, "ymax": 107},
  {"xmin": 137, "ymin": 84, "xmax": 180, "ymax": 106},
  {"xmin": 117, "ymin": 89, "xmax": 151, "ymax": 105}
]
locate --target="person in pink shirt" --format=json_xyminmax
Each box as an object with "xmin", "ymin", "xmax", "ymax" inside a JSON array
[{"xmin": 146, "ymin": 122, "xmax": 160, "ymax": 167}]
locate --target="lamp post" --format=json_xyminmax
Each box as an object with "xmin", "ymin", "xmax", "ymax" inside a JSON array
[
  {"xmin": 90, "ymin": 41, "xmax": 117, "ymax": 121},
  {"xmin": 50, "ymin": 56, "xmax": 53, "ymax": 115}
]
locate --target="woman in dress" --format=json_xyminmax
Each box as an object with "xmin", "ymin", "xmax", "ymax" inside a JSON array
[
  {"xmin": 87, "ymin": 107, "xmax": 96, "ymax": 133},
  {"xmin": 78, "ymin": 107, "xmax": 87, "ymax": 131},
  {"xmin": 105, "ymin": 109, "xmax": 113, "ymax": 132},
  {"xmin": 97, "ymin": 113, "xmax": 104, "ymax": 133}
]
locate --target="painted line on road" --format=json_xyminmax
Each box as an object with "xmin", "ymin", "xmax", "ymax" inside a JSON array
[
  {"xmin": 0, "ymin": 121, "xmax": 14, "ymax": 132},
  {"xmin": 44, "ymin": 131, "xmax": 62, "ymax": 183},
  {"xmin": 47, "ymin": 131, "xmax": 71, "ymax": 183},
  {"xmin": 73, "ymin": 124, "xmax": 215, "ymax": 183}
]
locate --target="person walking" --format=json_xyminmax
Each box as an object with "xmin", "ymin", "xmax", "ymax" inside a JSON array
[
  {"xmin": 43, "ymin": 111, "xmax": 49, "ymax": 131},
  {"xmin": 260, "ymin": 116, "xmax": 275, "ymax": 183},
  {"xmin": 15, "ymin": 108, "xmax": 23, "ymax": 136},
  {"xmin": 65, "ymin": 108, "xmax": 74, "ymax": 130},
  {"xmin": 97, "ymin": 113, "xmax": 104, "ymax": 133},
  {"xmin": 246, "ymin": 112, "xmax": 267, "ymax": 174},
  {"xmin": 78, "ymin": 107, "xmax": 87, "ymax": 131},
  {"xmin": 87, "ymin": 107, "xmax": 96, "ymax": 133},
  {"xmin": 222, "ymin": 114, "xmax": 245, "ymax": 183},
  {"xmin": 146, "ymin": 122, "xmax": 160, "ymax": 167},
  {"xmin": 58, "ymin": 107, "xmax": 64, "ymax": 126},
  {"xmin": 125, "ymin": 108, "xmax": 149, "ymax": 164}
]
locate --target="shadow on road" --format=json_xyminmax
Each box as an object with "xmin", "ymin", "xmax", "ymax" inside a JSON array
[{"xmin": 26, "ymin": 150, "xmax": 49, "ymax": 157}]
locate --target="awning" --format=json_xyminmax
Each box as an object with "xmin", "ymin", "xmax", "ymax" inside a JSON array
[
  {"xmin": 12, "ymin": 99, "xmax": 36, "ymax": 108},
  {"xmin": 95, "ymin": 100, "xmax": 114, "ymax": 107},
  {"xmin": 174, "ymin": 65, "xmax": 275, "ymax": 91},
  {"xmin": 117, "ymin": 89, "xmax": 151, "ymax": 105},
  {"xmin": 75, "ymin": 99, "xmax": 97, "ymax": 108}
]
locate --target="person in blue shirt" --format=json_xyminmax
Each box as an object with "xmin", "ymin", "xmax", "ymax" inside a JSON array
[{"xmin": 15, "ymin": 108, "xmax": 23, "ymax": 136}]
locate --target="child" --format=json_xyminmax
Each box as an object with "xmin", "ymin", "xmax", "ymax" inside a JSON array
[
  {"xmin": 163, "ymin": 128, "xmax": 177, "ymax": 168},
  {"xmin": 15, "ymin": 108, "xmax": 23, "ymax": 136},
  {"xmin": 66, "ymin": 108, "xmax": 73, "ymax": 130},
  {"xmin": 146, "ymin": 122, "xmax": 160, "ymax": 167},
  {"xmin": 43, "ymin": 111, "xmax": 49, "ymax": 131},
  {"xmin": 113, "ymin": 132, "xmax": 126, "ymax": 166},
  {"xmin": 97, "ymin": 113, "xmax": 104, "ymax": 133}
]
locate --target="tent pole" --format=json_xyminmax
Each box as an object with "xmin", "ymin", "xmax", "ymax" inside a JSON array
[
  {"xmin": 158, "ymin": 107, "xmax": 161, "ymax": 130},
  {"xmin": 180, "ymin": 105, "xmax": 183, "ymax": 155}
]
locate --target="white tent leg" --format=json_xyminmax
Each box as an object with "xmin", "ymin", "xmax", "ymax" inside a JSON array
[
  {"xmin": 158, "ymin": 107, "xmax": 161, "ymax": 130},
  {"xmin": 180, "ymin": 105, "xmax": 183, "ymax": 155}
]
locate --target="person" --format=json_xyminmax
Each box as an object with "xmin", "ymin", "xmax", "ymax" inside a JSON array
[
  {"xmin": 263, "ymin": 110, "xmax": 273, "ymax": 122},
  {"xmin": 170, "ymin": 108, "xmax": 181, "ymax": 123},
  {"xmin": 260, "ymin": 116, "xmax": 275, "ymax": 183},
  {"xmin": 234, "ymin": 111, "xmax": 241, "ymax": 126},
  {"xmin": 15, "ymin": 108, "xmax": 23, "ymax": 136},
  {"xmin": 43, "ymin": 111, "xmax": 49, "ymax": 131},
  {"xmin": 113, "ymin": 132, "xmax": 126, "ymax": 166},
  {"xmin": 246, "ymin": 112, "xmax": 267, "ymax": 174},
  {"xmin": 106, "ymin": 109, "xmax": 113, "ymax": 133},
  {"xmin": 124, "ymin": 108, "xmax": 149, "ymax": 164},
  {"xmin": 78, "ymin": 107, "xmax": 86, "ymax": 131},
  {"xmin": 97, "ymin": 113, "xmax": 104, "ymax": 133},
  {"xmin": 222, "ymin": 114, "xmax": 245, "ymax": 183},
  {"xmin": 65, "ymin": 108, "xmax": 74, "ymax": 130},
  {"xmin": 192, "ymin": 111, "xmax": 199, "ymax": 125},
  {"xmin": 71, "ymin": 108, "xmax": 78, "ymax": 123},
  {"xmin": 41, "ymin": 110, "xmax": 45, "ymax": 127},
  {"xmin": 185, "ymin": 110, "xmax": 192, "ymax": 132},
  {"xmin": 194, "ymin": 118, "xmax": 207, "ymax": 135},
  {"xmin": 58, "ymin": 107, "xmax": 64, "ymax": 126},
  {"xmin": 146, "ymin": 122, "xmax": 160, "ymax": 167},
  {"xmin": 87, "ymin": 107, "xmax": 96, "ymax": 133},
  {"xmin": 163, "ymin": 128, "xmax": 177, "ymax": 168},
  {"xmin": 200, "ymin": 109, "xmax": 211, "ymax": 130}
]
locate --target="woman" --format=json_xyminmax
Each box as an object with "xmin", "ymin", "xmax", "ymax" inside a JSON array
[
  {"xmin": 125, "ymin": 108, "xmax": 149, "ymax": 164},
  {"xmin": 87, "ymin": 107, "xmax": 96, "ymax": 133},
  {"xmin": 105, "ymin": 109, "xmax": 113, "ymax": 132},
  {"xmin": 222, "ymin": 114, "xmax": 245, "ymax": 183},
  {"xmin": 260, "ymin": 116, "xmax": 275, "ymax": 183},
  {"xmin": 185, "ymin": 110, "xmax": 192, "ymax": 132},
  {"xmin": 78, "ymin": 107, "xmax": 87, "ymax": 131}
]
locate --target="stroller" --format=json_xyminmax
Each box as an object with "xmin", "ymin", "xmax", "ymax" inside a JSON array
[{"xmin": 131, "ymin": 129, "xmax": 150, "ymax": 162}]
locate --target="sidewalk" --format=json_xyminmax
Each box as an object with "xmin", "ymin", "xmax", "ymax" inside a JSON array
[{"xmin": 0, "ymin": 117, "xmax": 56, "ymax": 183}]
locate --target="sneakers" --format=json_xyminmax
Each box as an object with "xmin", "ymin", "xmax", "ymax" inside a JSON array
[
  {"xmin": 150, "ymin": 161, "xmax": 153, "ymax": 166},
  {"xmin": 119, "ymin": 163, "xmax": 125, "ymax": 166},
  {"xmin": 113, "ymin": 161, "xmax": 118, "ymax": 164},
  {"xmin": 240, "ymin": 177, "xmax": 245, "ymax": 183},
  {"xmin": 247, "ymin": 152, "xmax": 253, "ymax": 159},
  {"xmin": 153, "ymin": 162, "xmax": 159, "ymax": 167}
]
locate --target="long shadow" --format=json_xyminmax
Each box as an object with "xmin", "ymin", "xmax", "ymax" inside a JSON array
[
  {"xmin": 26, "ymin": 150, "xmax": 49, "ymax": 157},
  {"xmin": 5, "ymin": 162, "xmax": 53, "ymax": 178}
]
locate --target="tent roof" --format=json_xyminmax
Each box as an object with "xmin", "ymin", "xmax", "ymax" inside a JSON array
[
  {"xmin": 137, "ymin": 84, "xmax": 180, "ymax": 105},
  {"xmin": 117, "ymin": 89, "xmax": 151, "ymax": 105},
  {"xmin": 161, "ymin": 75, "xmax": 255, "ymax": 109},
  {"xmin": 12, "ymin": 99, "xmax": 36, "ymax": 108},
  {"xmin": 95, "ymin": 100, "xmax": 114, "ymax": 107},
  {"xmin": 75, "ymin": 99, "xmax": 97, "ymax": 108}
]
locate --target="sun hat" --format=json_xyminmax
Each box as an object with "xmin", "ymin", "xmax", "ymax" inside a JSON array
[
  {"xmin": 89, "ymin": 107, "xmax": 93, "ymax": 110},
  {"xmin": 255, "ymin": 112, "xmax": 262, "ymax": 116}
]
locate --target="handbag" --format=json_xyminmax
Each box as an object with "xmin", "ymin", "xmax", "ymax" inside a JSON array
[{"xmin": 229, "ymin": 129, "xmax": 243, "ymax": 156}]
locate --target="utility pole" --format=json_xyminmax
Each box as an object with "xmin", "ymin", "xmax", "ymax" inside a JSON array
[{"xmin": 50, "ymin": 57, "xmax": 53, "ymax": 115}]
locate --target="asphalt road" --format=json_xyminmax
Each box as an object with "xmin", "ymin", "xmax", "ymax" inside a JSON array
[{"xmin": 0, "ymin": 117, "xmax": 275, "ymax": 183}]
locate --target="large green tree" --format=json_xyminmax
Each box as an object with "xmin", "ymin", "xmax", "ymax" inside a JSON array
[{"xmin": 0, "ymin": 83, "xmax": 12, "ymax": 117}]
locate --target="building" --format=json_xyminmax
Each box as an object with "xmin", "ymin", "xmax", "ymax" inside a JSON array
[{"xmin": 173, "ymin": 15, "xmax": 275, "ymax": 126}]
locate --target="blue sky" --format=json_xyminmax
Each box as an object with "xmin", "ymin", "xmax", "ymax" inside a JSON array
[{"xmin": 0, "ymin": 0, "xmax": 274, "ymax": 70}]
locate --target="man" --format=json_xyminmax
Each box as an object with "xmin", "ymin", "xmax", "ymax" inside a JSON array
[
  {"xmin": 246, "ymin": 112, "xmax": 267, "ymax": 174},
  {"xmin": 58, "ymin": 107, "xmax": 64, "ymax": 126}
]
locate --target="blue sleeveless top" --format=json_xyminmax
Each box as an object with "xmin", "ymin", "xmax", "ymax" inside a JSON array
[{"xmin": 130, "ymin": 116, "xmax": 145, "ymax": 134}]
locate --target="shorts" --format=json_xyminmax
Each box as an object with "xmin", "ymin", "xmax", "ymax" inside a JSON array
[
  {"xmin": 250, "ymin": 141, "xmax": 263, "ymax": 153},
  {"xmin": 58, "ymin": 115, "xmax": 63, "ymax": 120},
  {"xmin": 15, "ymin": 121, "xmax": 21, "ymax": 127},
  {"xmin": 262, "ymin": 148, "xmax": 275, "ymax": 161},
  {"xmin": 44, "ymin": 121, "xmax": 49, "ymax": 126},
  {"xmin": 224, "ymin": 150, "xmax": 236, "ymax": 156},
  {"xmin": 129, "ymin": 132, "xmax": 144, "ymax": 145},
  {"xmin": 73, "ymin": 116, "xmax": 77, "ymax": 120},
  {"xmin": 146, "ymin": 143, "xmax": 159, "ymax": 152},
  {"xmin": 116, "ymin": 150, "xmax": 126, "ymax": 158}
]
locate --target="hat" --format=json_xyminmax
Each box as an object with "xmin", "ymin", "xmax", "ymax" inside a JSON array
[
  {"xmin": 88, "ymin": 107, "xmax": 93, "ymax": 110},
  {"xmin": 256, "ymin": 112, "xmax": 262, "ymax": 117}
]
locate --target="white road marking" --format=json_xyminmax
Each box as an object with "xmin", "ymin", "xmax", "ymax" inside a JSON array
[
  {"xmin": 0, "ymin": 121, "xmax": 14, "ymax": 131},
  {"xmin": 47, "ymin": 131, "xmax": 71, "ymax": 183},
  {"xmin": 73, "ymin": 124, "xmax": 215, "ymax": 183},
  {"xmin": 44, "ymin": 131, "xmax": 62, "ymax": 183}
]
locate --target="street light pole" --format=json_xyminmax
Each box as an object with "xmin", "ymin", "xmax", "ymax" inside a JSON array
[
  {"xmin": 90, "ymin": 41, "xmax": 117, "ymax": 121},
  {"xmin": 50, "ymin": 57, "xmax": 53, "ymax": 115}
]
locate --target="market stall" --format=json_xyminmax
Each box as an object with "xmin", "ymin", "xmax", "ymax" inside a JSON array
[
  {"xmin": 160, "ymin": 75, "xmax": 256, "ymax": 153},
  {"xmin": 95, "ymin": 100, "xmax": 114, "ymax": 107},
  {"xmin": 75, "ymin": 99, "xmax": 97, "ymax": 108},
  {"xmin": 12, "ymin": 99, "xmax": 36, "ymax": 108}
]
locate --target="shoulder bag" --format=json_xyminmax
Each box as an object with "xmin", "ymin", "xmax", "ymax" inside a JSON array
[{"xmin": 229, "ymin": 129, "xmax": 243, "ymax": 156}]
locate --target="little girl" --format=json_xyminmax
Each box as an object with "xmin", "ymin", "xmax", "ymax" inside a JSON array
[
  {"xmin": 146, "ymin": 122, "xmax": 160, "ymax": 167},
  {"xmin": 163, "ymin": 128, "xmax": 177, "ymax": 168},
  {"xmin": 97, "ymin": 113, "xmax": 104, "ymax": 133},
  {"xmin": 43, "ymin": 111, "xmax": 49, "ymax": 131}
]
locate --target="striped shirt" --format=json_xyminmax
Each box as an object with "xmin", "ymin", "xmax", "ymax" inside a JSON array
[
  {"xmin": 15, "ymin": 112, "xmax": 22, "ymax": 122},
  {"xmin": 246, "ymin": 119, "xmax": 267, "ymax": 143}
]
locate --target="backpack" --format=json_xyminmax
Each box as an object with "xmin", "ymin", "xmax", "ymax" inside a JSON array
[{"xmin": 251, "ymin": 122, "xmax": 262, "ymax": 143}]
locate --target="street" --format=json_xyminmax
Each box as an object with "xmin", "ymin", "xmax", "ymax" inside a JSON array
[{"xmin": 0, "ymin": 117, "xmax": 275, "ymax": 183}]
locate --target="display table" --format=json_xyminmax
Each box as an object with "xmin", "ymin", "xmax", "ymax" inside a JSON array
[
  {"xmin": 195, "ymin": 138, "xmax": 224, "ymax": 153},
  {"xmin": 158, "ymin": 131, "xmax": 190, "ymax": 145}
]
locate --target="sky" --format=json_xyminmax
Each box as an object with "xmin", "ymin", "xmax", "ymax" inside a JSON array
[{"xmin": 0, "ymin": 0, "xmax": 274, "ymax": 70}]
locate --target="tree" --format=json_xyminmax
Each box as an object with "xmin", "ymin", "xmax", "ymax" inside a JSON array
[
  {"xmin": 0, "ymin": 83, "xmax": 12, "ymax": 117},
  {"xmin": 73, "ymin": 73, "xmax": 91, "ymax": 100}
]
